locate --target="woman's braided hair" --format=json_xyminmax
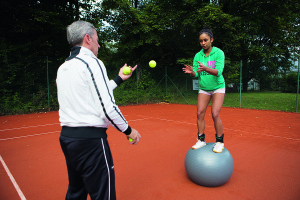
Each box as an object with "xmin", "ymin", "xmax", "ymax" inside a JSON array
[{"xmin": 199, "ymin": 25, "xmax": 213, "ymax": 39}]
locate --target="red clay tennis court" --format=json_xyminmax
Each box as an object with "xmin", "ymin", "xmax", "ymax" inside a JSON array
[{"xmin": 0, "ymin": 104, "xmax": 299, "ymax": 200}]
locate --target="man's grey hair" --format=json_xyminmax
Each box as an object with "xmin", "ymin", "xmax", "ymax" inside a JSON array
[{"xmin": 67, "ymin": 21, "xmax": 96, "ymax": 47}]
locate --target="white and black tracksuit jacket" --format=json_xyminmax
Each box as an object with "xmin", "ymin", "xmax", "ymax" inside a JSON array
[{"xmin": 56, "ymin": 46, "xmax": 131, "ymax": 137}]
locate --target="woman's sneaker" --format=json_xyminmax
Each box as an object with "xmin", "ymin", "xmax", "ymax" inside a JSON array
[
  {"xmin": 213, "ymin": 142, "xmax": 224, "ymax": 153},
  {"xmin": 192, "ymin": 140, "xmax": 206, "ymax": 149}
]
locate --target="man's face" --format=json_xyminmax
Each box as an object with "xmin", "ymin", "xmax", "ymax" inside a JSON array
[{"xmin": 90, "ymin": 29, "xmax": 100, "ymax": 56}]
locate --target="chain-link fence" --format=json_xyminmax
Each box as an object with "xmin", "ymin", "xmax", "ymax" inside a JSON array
[{"xmin": 0, "ymin": 57, "xmax": 299, "ymax": 115}]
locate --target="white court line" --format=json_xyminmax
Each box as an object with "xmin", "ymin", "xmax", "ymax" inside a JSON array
[
  {"xmin": 128, "ymin": 118, "xmax": 151, "ymax": 122},
  {"xmin": 0, "ymin": 155, "xmax": 26, "ymax": 200},
  {"xmin": 0, "ymin": 123, "xmax": 60, "ymax": 132},
  {"xmin": 0, "ymin": 131, "xmax": 60, "ymax": 141},
  {"xmin": 224, "ymin": 128, "xmax": 299, "ymax": 141},
  {"xmin": 1, "ymin": 116, "xmax": 298, "ymax": 141},
  {"xmin": 136, "ymin": 115, "xmax": 300, "ymax": 141},
  {"xmin": 0, "ymin": 119, "xmax": 150, "ymax": 141}
]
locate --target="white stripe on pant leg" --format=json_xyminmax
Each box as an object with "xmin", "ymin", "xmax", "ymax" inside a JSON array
[{"xmin": 101, "ymin": 139, "xmax": 111, "ymax": 200}]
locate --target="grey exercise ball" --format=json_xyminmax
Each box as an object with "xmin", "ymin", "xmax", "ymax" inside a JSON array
[{"xmin": 184, "ymin": 143, "xmax": 234, "ymax": 187}]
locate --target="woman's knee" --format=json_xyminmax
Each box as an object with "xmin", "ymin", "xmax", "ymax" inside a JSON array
[
  {"xmin": 197, "ymin": 110, "xmax": 206, "ymax": 119},
  {"xmin": 211, "ymin": 110, "xmax": 220, "ymax": 120}
]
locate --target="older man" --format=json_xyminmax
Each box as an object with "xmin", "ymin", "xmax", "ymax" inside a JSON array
[{"xmin": 56, "ymin": 21, "xmax": 141, "ymax": 200}]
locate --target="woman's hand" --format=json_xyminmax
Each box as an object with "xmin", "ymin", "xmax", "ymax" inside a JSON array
[
  {"xmin": 183, "ymin": 65, "xmax": 195, "ymax": 77},
  {"xmin": 197, "ymin": 61, "xmax": 207, "ymax": 73}
]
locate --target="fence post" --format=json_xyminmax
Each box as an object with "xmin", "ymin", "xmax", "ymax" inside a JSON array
[
  {"xmin": 165, "ymin": 66, "xmax": 167, "ymax": 96},
  {"xmin": 47, "ymin": 56, "xmax": 50, "ymax": 112},
  {"xmin": 296, "ymin": 56, "xmax": 299, "ymax": 113},
  {"xmin": 240, "ymin": 60, "xmax": 242, "ymax": 108},
  {"xmin": 136, "ymin": 66, "xmax": 138, "ymax": 104}
]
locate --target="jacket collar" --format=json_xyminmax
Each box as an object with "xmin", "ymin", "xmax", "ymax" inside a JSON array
[{"xmin": 66, "ymin": 46, "xmax": 97, "ymax": 61}]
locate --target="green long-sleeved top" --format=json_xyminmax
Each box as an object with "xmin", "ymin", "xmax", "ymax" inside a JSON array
[{"xmin": 193, "ymin": 47, "xmax": 225, "ymax": 91}]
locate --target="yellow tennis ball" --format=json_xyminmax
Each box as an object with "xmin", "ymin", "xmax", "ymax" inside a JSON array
[
  {"xmin": 129, "ymin": 138, "xmax": 133, "ymax": 142},
  {"xmin": 149, "ymin": 60, "xmax": 156, "ymax": 68},
  {"xmin": 123, "ymin": 66, "xmax": 131, "ymax": 75}
]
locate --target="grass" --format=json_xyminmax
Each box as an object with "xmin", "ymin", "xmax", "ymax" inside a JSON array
[
  {"xmin": 1, "ymin": 90, "xmax": 299, "ymax": 116},
  {"xmin": 165, "ymin": 91, "xmax": 299, "ymax": 113}
]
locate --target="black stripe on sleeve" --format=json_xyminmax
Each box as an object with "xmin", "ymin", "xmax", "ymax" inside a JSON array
[
  {"xmin": 94, "ymin": 59, "xmax": 128, "ymax": 123},
  {"xmin": 74, "ymin": 57, "xmax": 126, "ymax": 132}
]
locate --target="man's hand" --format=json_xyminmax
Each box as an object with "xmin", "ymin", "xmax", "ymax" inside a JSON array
[
  {"xmin": 119, "ymin": 64, "xmax": 138, "ymax": 81},
  {"xmin": 127, "ymin": 128, "xmax": 141, "ymax": 145}
]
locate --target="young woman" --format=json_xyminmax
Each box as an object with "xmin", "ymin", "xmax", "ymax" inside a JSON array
[{"xmin": 183, "ymin": 26, "xmax": 225, "ymax": 153}]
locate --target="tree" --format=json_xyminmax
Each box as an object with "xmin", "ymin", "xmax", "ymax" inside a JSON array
[
  {"xmin": 98, "ymin": 0, "xmax": 243, "ymax": 79},
  {"xmin": 0, "ymin": 0, "xmax": 96, "ymax": 114},
  {"xmin": 220, "ymin": 0, "xmax": 300, "ymax": 91}
]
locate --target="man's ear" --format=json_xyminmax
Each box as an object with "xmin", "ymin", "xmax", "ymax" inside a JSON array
[
  {"xmin": 211, "ymin": 37, "xmax": 214, "ymax": 43},
  {"xmin": 83, "ymin": 34, "xmax": 91, "ymax": 45}
]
